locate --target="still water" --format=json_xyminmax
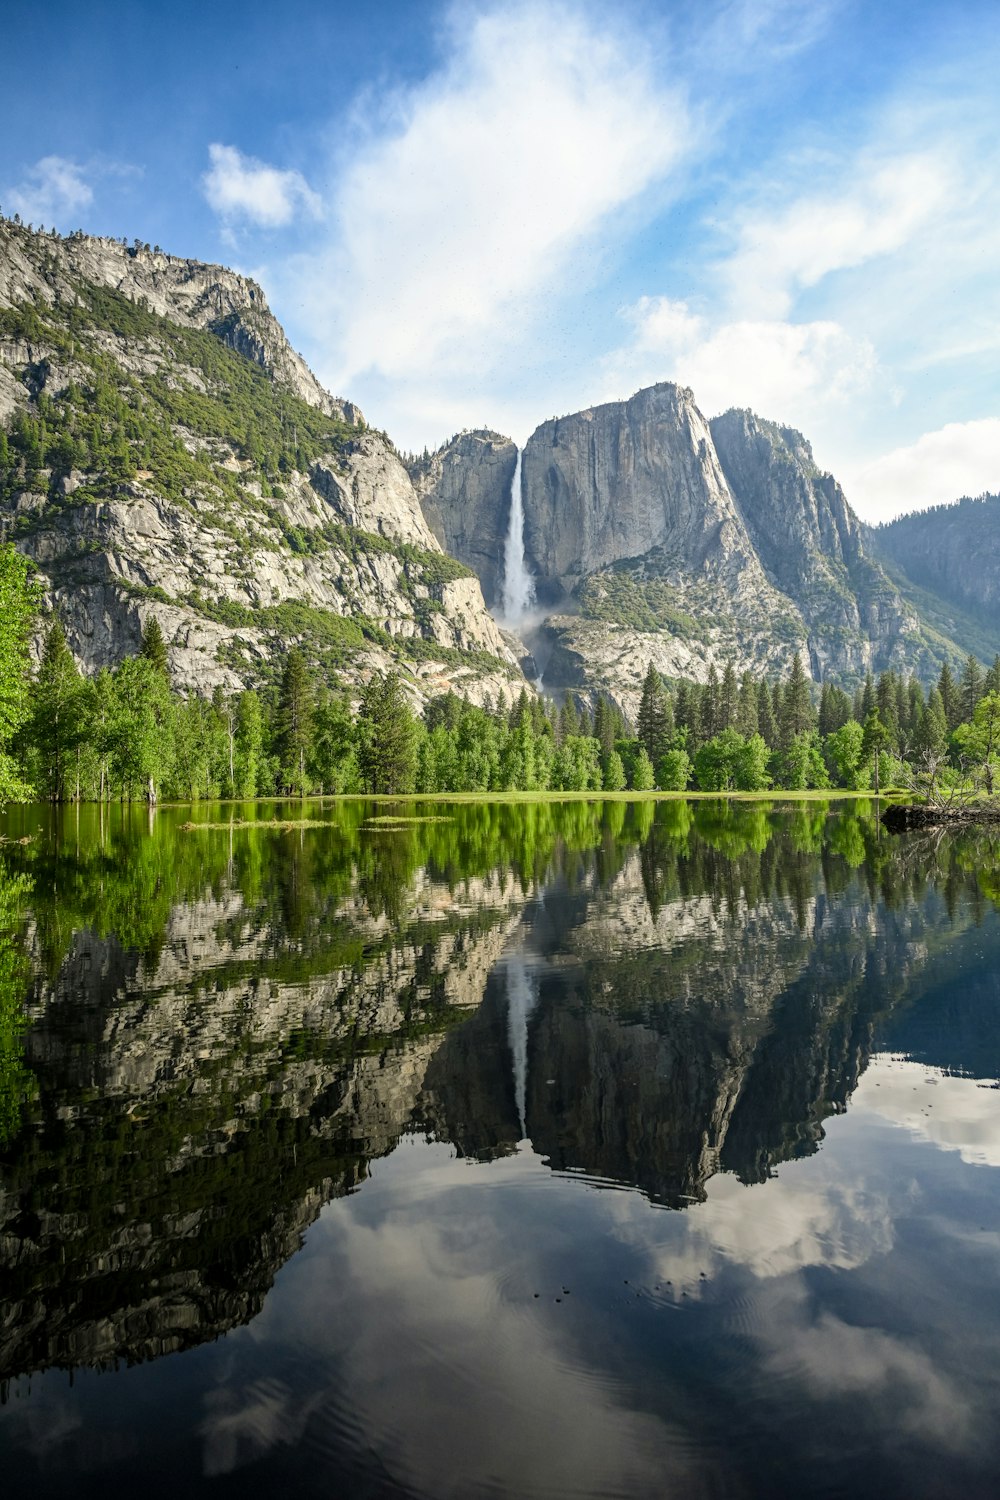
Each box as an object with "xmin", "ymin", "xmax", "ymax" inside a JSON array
[{"xmin": 0, "ymin": 797, "xmax": 999, "ymax": 1498}]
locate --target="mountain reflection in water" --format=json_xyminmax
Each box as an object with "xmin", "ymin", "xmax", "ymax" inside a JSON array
[{"xmin": 0, "ymin": 797, "xmax": 999, "ymax": 1499}]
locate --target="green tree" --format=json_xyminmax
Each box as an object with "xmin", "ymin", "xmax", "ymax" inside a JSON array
[
  {"xmin": 602, "ymin": 749, "xmax": 627, "ymax": 790},
  {"xmin": 780, "ymin": 653, "xmax": 814, "ymax": 747},
  {"xmin": 109, "ymin": 655, "xmax": 173, "ymax": 801},
  {"xmin": 0, "ymin": 544, "xmax": 40, "ymax": 805},
  {"xmin": 358, "ymin": 671, "xmax": 417, "ymax": 794},
  {"xmin": 275, "ymin": 648, "xmax": 315, "ymax": 796},
  {"xmin": 735, "ymin": 733, "xmax": 771, "ymax": 791},
  {"xmin": 736, "ymin": 672, "xmax": 759, "ymax": 737},
  {"xmin": 719, "ymin": 661, "xmax": 738, "ymax": 731},
  {"xmin": 30, "ymin": 619, "xmax": 86, "ymax": 801},
  {"xmin": 825, "ymin": 720, "xmax": 868, "ymax": 789},
  {"xmin": 952, "ymin": 691, "xmax": 1000, "ymax": 794},
  {"xmin": 656, "ymin": 747, "xmax": 691, "ymax": 791},
  {"xmin": 862, "ymin": 709, "xmax": 890, "ymax": 795},
  {"xmin": 630, "ymin": 746, "xmax": 655, "ymax": 790},
  {"xmin": 938, "ymin": 661, "xmax": 960, "ymax": 731},
  {"xmin": 139, "ymin": 615, "xmax": 170, "ymax": 677},
  {"xmin": 960, "ymin": 654, "xmax": 986, "ymax": 723}
]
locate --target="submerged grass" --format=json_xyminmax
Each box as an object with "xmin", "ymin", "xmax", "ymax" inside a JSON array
[{"xmin": 179, "ymin": 817, "xmax": 333, "ymax": 831}]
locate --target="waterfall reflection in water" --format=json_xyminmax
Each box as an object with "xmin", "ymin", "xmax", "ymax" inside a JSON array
[{"xmin": 0, "ymin": 797, "xmax": 999, "ymax": 1499}]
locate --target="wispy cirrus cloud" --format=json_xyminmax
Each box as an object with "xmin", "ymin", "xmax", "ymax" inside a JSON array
[
  {"xmin": 602, "ymin": 295, "xmax": 878, "ymax": 430},
  {"xmin": 202, "ymin": 143, "xmax": 322, "ymax": 229}
]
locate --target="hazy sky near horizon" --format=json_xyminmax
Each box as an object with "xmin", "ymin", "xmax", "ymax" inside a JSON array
[{"xmin": 2, "ymin": 0, "xmax": 999, "ymax": 521}]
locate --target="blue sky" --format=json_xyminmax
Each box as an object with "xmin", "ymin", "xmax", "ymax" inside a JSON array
[{"xmin": 3, "ymin": 0, "xmax": 999, "ymax": 520}]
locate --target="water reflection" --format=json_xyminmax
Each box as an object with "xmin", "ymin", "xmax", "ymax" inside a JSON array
[{"xmin": 1, "ymin": 798, "xmax": 999, "ymax": 1497}]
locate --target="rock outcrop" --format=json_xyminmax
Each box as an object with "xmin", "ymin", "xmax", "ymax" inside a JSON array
[
  {"xmin": 417, "ymin": 383, "xmax": 983, "ymax": 711},
  {"xmin": 0, "ymin": 218, "xmax": 521, "ymax": 705},
  {"xmin": 409, "ymin": 430, "xmax": 517, "ymax": 609},
  {"xmin": 871, "ymin": 494, "xmax": 1000, "ymax": 627}
]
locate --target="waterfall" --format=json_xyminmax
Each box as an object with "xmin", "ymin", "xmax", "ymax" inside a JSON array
[
  {"xmin": 506, "ymin": 955, "xmax": 539, "ymax": 1139},
  {"xmin": 501, "ymin": 447, "xmax": 534, "ymax": 625}
]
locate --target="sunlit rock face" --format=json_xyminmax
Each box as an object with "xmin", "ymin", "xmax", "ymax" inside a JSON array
[
  {"xmin": 0, "ymin": 220, "xmax": 521, "ymax": 707},
  {"xmin": 416, "ymin": 382, "xmax": 984, "ymax": 711}
]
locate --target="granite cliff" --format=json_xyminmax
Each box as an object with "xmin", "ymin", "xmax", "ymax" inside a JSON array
[
  {"xmin": 871, "ymin": 494, "xmax": 1000, "ymax": 659},
  {"xmin": 419, "ymin": 384, "xmax": 989, "ymax": 712},
  {"xmin": 0, "ymin": 219, "xmax": 521, "ymax": 705}
]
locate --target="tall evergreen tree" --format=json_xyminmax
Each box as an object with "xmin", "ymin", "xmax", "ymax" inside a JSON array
[
  {"xmin": 938, "ymin": 661, "xmax": 960, "ymax": 731},
  {"xmin": 959, "ymin": 654, "xmax": 985, "ymax": 723},
  {"xmin": 719, "ymin": 661, "xmax": 738, "ymax": 731},
  {"xmin": 637, "ymin": 663, "xmax": 671, "ymax": 764},
  {"xmin": 275, "ymin": 647, "xmax": 315, "ymax": 796},
  {"xmin": 757, "ymin": 680, "xmax": 778, "ymax": 749},
  {"xmin": 358, "ymin": 671, "xmax": 417, "ymax": 794},
  {"xmin": 0, "ymin": 544, "xmax": 40, "ymax": 805},
  {"xmin": 737, "ymin": 671, "xmax": 758, "ymax": 738},
  {"xmin": 31, "ymin": 619, "xmax": 85, "ymax": 801},
  {"xmin": 700, "ymin": 664, "xmax": 720, "ymax": 741},
  {"xmin": 780, "ymin": 653, "xmax": 813, "ymax": 747},
  {"xmin": 139, "ymin": 615, "xmax": 169, "ymax": 678}
]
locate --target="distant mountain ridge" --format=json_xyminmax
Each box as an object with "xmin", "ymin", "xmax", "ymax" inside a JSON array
[{"xmin": 871, "ymin": 493, "xmax": 1000, "ymax": 627}]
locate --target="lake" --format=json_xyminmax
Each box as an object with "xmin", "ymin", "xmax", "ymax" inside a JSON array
[{"xmin": 1, "ymin": 797, "xmax": 999, "ymax": 1499}]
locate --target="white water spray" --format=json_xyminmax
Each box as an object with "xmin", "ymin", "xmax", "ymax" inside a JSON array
[
  {"xmin": 506, "ymin": 954, "xmax": 539, "ymax": 1138},
  {"xmin": 501, "ymin": 448, "xmax": 534, "ymax": 626}
]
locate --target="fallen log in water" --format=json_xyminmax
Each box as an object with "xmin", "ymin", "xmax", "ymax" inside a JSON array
[{"xmin": 881, "ymin": 802, "xmax": 1000, "ymax": 832}]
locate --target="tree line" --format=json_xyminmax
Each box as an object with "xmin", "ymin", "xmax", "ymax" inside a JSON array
[{"xmin": 3, "ymin": 542, "xmax": 1000, "ymax": 803}]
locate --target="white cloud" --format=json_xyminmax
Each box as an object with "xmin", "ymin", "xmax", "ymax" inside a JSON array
[
  {"xmin": 845, "ymin": 418, "xmax": 1000, "ymax": 522},
  {"xmin": 4, "ymin": 155, "xmax": 93, "ymax": 226},
  {"xmin": 721, "ymin": 151, "xmax": 954, "ymax": 319},
  {"xmin": 603, "ymin": 295, "xmax": 877, "ymax": 429},
  {"xmin": 856, "ymin": 1058, "xmax": 1000, "ymax": 1165},
  {"xmin": 202, "ymin": 144, "xmax": 322, "ymax": 228},
  {"xmin": 299, "ymin": 1, "xmax": 693, "ymax": 403}
]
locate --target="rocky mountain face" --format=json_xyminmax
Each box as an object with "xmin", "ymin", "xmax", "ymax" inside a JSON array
[
  {"xmin": 420, "ymin": 383, "xmax": 983, "ymax": 711},
  {"xmin": 0, "ymin": 219, "xmax": 521, "ymax": 705},
  {"xmin": 871, "ymin": 494, "xmax": 1000, "ymax": 636},
  {"xmin": 408, "ymin": 429, "xmax": 517, "ymax": 611}
]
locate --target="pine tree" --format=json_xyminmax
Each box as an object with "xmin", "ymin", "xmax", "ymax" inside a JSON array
[
  {"xmin": 0, "ymin": 544, "xmax": 41, "ymax": 805},
  {"xmin": 140, "ymin": 615, "xmax": 169, "ymax": 678},
  {"xmin": 358, "ymin": 671, "xmax": 417, "ymax": 794},
  {"xmin": 737, "ymin": 671, "xmax": 758, "ymax": 737},
  {"xmin": 915, "ymin": 688, "xmax": 948, "ymax": 759},
  {"xmin": 780, "ymin": 653, "xmax": 813, "ymax": 747},
  {"xmin": 986, "ymin": 655, "xmax": 1000, "ymax": 697},
  {"xmin": 876, "ymin": 671, "xmax": 900, "ymax": 751},
  {"xmin": 700, "ymin": 664, "xmax": 720, "ymax": 741},
  {"xmin": 959, "ymin": 654, "xmax": 985, "ymax": 723},
  {"xmin": 938, "ymin": 661, "xmax": 960, "ymax": 731},
  {"xmin": 637, "ymin": 663, "xmax": 670, "ymax": 764},
  {"xmin": 719, "ymin": 662, "xmax": 738, "ymax": 731},
  {"xmin": 757, "ymin": 680, "xmax": 778, "ymax": 748},
  {"xmin": 31, "ymin": 619, "xmax": 85, "ymax": 801},
  {"xmin": 275, "ymin": 647, "xmax": 315, "ymax": 796},
  {"xmin": 594, "ymin": 694, "xmax": 616, "ymax": 758}
]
